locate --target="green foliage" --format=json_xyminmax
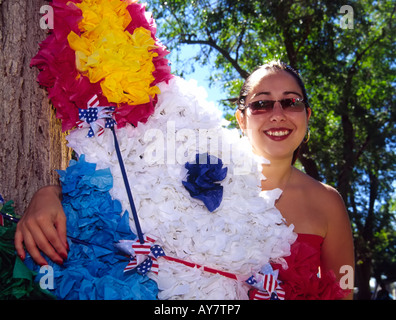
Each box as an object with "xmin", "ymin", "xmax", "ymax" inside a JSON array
[
  {"xmin": 372, "ymin": 198, "xmax": 396, "ymax": 282},
  {"xmin": 0, "ymin": 200, "xmax": 55, "ymax": 299},
  {"xmin": 148, "ymin": 0, "xmax": 396, "ymax": 295}
]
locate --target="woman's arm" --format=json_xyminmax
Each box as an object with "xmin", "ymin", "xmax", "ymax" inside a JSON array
[
  {"xmin": 320, "ymin": 186, "xmax": 355, "ymax": 300},
  {"xmin": 14, "ymin": 185, "xmax": 68, "ymax": 266}
]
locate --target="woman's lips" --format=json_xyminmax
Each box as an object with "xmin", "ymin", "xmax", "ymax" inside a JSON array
[{"xmin": 264, "ymin": 128, "xmax": 292, "ymax": 141}]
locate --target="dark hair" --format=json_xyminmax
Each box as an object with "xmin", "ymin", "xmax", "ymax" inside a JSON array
[{"xmin": 237, "ymin": 60, "xmax": 310, "ymax": 165}]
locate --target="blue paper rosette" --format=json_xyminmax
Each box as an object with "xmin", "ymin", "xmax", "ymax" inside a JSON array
[{"xmin": 182, "ymin": 153, "xmax": 228, "ymax": 212}]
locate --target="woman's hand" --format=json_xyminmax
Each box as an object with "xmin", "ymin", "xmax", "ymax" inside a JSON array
[{"xmin": 14, "ymin": 185, "xmax": 68, "ymax": 266}]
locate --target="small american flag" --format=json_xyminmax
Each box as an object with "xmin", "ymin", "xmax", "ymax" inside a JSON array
[
  {"xmin": 150, "ymin": 244, "xmax": 166, "ymax": 258},
  {"xmin": 246, "ymin": 275, "xmax": 257, "ymax": 285},
  {"xmin": 274, "ymin": 286, "xmax": 285, "ymax": 300},
  {"xmin": 124, "ymin": 235, "xmax": 163, "ymax": 274},
  {"xmin": 132, "ymin": 242, "xmax": 152, "ymax": 255},
  {"xmin": 263, "ymin": 274, "xmax": 277, "ymax": 293},
  {"xmin": 132, "ymin": 235, "xmax": 157, "ymax": 255},
  {"xmin": 87, "ymin": 95, "xmax": 100, "ymax": 108},
  {"xmin": 137, "ymin": 257, "xmax": 153, "ymax": 275},
  {"xmin": 124, "ymin": 258, "xmax": 138, "ymax": 272},
  {"xmin": 251, "ymin": 289, "xmax": 271, "ymax": 300},
  {"xmin": 77, "ymin": 95, "xmax": 116, "ymax": 138},
  {"xmin": 251, "ymin": 288, "xmax": 285, "ymax": 300},
  {"xmin": 150, "ymin": 257, "xmax": 159, "ymax": 275}
]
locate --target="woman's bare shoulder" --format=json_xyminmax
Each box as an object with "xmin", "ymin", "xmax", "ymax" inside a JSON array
[
  {"xmin": 295, "ymin": 169, "xmax": 342, "ymax": 199},
  {"xmin": 294, "ymin": 169, "xmax": 347, "ymax": 221}
]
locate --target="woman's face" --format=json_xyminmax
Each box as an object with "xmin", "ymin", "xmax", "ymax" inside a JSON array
[{"xmin": 236, "ymin": 70, "xmax": 311, "ymax": 162}]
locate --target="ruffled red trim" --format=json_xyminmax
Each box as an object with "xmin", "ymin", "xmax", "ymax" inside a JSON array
[{"xmin": 272, "ymin": 234, "xmax": 349, "ymax": 300}]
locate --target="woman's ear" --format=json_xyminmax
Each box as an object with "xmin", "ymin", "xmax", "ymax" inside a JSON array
[
  {"xmin": 235, "ymin": 109, "xmax": 246, "ymax": 132},
  {"xmin": 306, "ymin": 107, "xmax": 312, "ymax": 122}
]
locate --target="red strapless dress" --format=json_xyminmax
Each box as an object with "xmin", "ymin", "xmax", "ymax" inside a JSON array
[{"xmin": 271, "ymin": 233, "xmax": 349, "ymax": 300}]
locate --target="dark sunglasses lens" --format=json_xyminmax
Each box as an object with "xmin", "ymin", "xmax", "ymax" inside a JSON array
[
  {"xmin": 248, "ymin": 100, "xmax": 274, "ymax": 113},
  {"xmin": 281, "ymin": 99, "xmax": 306, "ymax": 112},
  {"xmin": 246, "ymin": 99, "xmax": 306, "ymax": 114}
]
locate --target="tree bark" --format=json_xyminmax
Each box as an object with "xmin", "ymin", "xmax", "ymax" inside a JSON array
[
  {"xmin": 298, "ymin": 143, "xmax": 321, "ymax": 181},
  {"xmin": 0, "ymin": 0, "xmax": 71, "ymax": 214},
  {"xmin": 355, "ymin": 255, "xmax": 373, "ymax": 300}
]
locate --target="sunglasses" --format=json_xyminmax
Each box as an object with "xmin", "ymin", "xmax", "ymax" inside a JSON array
[{"xmin": 244, "ymin": 98, "xmax": 308, "ymax": 115}]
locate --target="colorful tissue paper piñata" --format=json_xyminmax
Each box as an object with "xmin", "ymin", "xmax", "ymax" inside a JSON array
[
  {"xmin": 66, "ymin": 77, "xmax": 297, "ymax": 299},
  {"xmin": 25, "ymin": 0, "xmax": 302, "ymax": 300}
]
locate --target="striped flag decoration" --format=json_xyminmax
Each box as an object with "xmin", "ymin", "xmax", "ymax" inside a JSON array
[
  {"xmin": 124, "ymin": 258, "xmax": 138, "ymax": 272},
  {"xmin": 250, "ymin": 289, "xmax": 271, "ymax": 300},
  {"xmin": 263, "ymin": 273, "xmax": 277, "ymax": 293},
  {"xmin": 245, "ymin": 263, "xmax": 285, "ymax": 300},
  {"xmin": 132, "ymin": 242, "xmax": 152, "ymax": 255},
  {"xmin": 150, "ymin": 257, "xmax": 159, "ymax": 275},
  {"xmin": 87, "ymin": 94, "xmax": 100, "ymax": 108},
  {"xmin": 275, "ymin": 286, "xmax": 285, "ymax": 300},
  {"xmin": 131, "ymin": 235, "xmax": 158, "ymax": 255},
  {"xmin": 123, "ymin": 235, "xmax": 163, "ymax": 274},
  {"xmin": 250, "ymin": 286, "xmax": 285, "ymax": 300}
]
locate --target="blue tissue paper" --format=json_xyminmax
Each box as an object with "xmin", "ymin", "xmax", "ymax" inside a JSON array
[{"xmin": 24, "ymin": 155, "xmax": 158, "ymax": 300}]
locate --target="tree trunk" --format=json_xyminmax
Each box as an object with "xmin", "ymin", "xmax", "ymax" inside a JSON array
[
  {"xmin": 355, "ymin": 253, "xmax": 373, "ymax": 300},
  {"xmin": 0, "ymin": 0, "xmax": 71, "ymax": 214},
  {"xmin": 298, "ymin": 143, "xmax": 321, "ymax": 181}
]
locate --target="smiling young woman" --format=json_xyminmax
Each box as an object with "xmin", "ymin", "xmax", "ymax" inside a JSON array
[{"xmin": 236, "ymin": 61, "xmax": 355, "ymax": 300}]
